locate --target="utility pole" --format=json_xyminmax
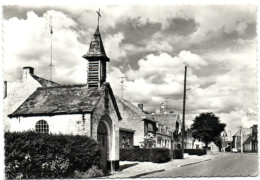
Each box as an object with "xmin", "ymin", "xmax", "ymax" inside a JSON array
[
  {"xmin": 182, "ymin": 65, "xmax": 187, "ymax": 158},
  {"xmin": 240, "ymin": 126, "xmax": 243, "ymax": 153},
  {"xmin": 228, "ymin": 130, "xmax": 232, "ymax": 151}
]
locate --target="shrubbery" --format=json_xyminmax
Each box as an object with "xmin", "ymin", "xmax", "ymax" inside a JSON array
[
  {"xmin": 5, "ymin": 131, "xmax": 101, "ymax": 179},
  {"xmin": 184, "ymin": 149, "xmax": 207, "ymax": 156},
  {"xmin": 172, "ymin": 149, "xmax": 183, "ymax": 159},
  {"xmin": 150, "ymin": 148, "xmax": 171, "ymax": 163},
  {"xmin": 120, "ymin": 148, "xmax": 171, "ymax": 163},
  {"xmin": 120, "ymin": 148, "xmax": 151, "ymax": 162}
]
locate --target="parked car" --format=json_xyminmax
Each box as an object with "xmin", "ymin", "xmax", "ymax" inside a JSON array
[{"xmin": 232, "ymin": 148, "xmax": 238, "ymax": 153}]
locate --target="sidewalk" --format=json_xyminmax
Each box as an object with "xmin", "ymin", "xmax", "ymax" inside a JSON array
[{"xmin": 108, "ymin": 152, "xmax": 224, "ymax": 178}]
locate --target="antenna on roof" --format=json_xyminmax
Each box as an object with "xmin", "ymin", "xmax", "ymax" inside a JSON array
[
  {"xmin": 44, "ymin": 12, "xmax": 69, "ymax": 81},
  {"xmin": 120, "ymin": 76, "xmax": 125, "ymax": 98},
  {"xmin": 49, "ymin": 16, "xmax": 54, "ymax": 81}
]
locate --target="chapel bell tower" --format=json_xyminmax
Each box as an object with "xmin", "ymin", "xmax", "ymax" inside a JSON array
[{"xmin": 83, "ymin": 9, "xmax": 110, "ymax": 88}]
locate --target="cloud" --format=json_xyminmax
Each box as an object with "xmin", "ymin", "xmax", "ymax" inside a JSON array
[
  {"xmin": 3, "ymin": 11, "xmax": 87, "ymax": 84},
  {"xmin": 2, "ymin": 5, "xmax": 257, "ymax": 135}
]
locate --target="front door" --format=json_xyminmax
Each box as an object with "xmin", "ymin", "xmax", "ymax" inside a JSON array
[{"xmin": 97, "ymin": 122, "xmax": 108, "ymax": 172}]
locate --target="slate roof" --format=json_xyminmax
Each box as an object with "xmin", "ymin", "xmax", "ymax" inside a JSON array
[
  {"xmin": 83, "ymin": 27, "xmax": 110, "ymax": 62},
  {"xmin": 9, "ymin": 83, "xmax": 121, "ymax": 119},
  {"xmin": 243, "ymin": 136, "xmax": 252, "ymax": 144},
  {"xmin": 147, "ymin": 113, "xmax": 181, "ymax": 130},
  {"xmin": 115, "ymin": 96, "xmax": 146, "ymax": 117},
  {"xmin": 30, "ymin": 74, "xmax": 59, "ymax": 87}
]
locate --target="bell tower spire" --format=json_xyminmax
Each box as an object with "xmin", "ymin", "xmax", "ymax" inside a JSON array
[{"xmin": 83, "ymin": 9, "xmax": 110, "ymax": 88}]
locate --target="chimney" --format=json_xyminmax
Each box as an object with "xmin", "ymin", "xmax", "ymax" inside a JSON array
[
  {"xmin": 138, "ymin": 104, "xmax": 143, "ymax": 111},
  {"xmin": 23, "ymin": 67, "xmax": 34, "ymax": 80},
  {"xmin": 160, "ymin": 103, "xmax": 165, "ymax": 114},
  {"xmin": 4, "ymin": 81, "xmax": 7, "ymax": 98}
]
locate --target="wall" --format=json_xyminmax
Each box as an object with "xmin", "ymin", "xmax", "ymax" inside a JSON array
[
  {"xmin": 4, "ymin": 74, "xmax": 42, "ymax": 131},
  {"xmin": 9, "ymin": 114, "xmax": 91, "ymax": 135},
  {"xmin": 92, "ymin": 89, "xmax": 120, "ymax": 162},
  {"xmin": 116, "ymin": 98, "xmax": 145, "ymax": 147}
]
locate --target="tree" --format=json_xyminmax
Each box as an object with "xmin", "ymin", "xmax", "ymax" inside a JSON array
[
  {"xmin": 190, "ymin": 112, "xmax": 226, "ymax": 148},
  {"xmin": 140, "ymin": 133, "xmax": 156, "ymax": 148}
]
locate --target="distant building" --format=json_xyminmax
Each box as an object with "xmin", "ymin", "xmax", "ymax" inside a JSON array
[
  {"xmin": 243, "ymin": 125, "xmax": 258, "ymax": 152},
  {"xmin": 209, "ymin": 142, "xmax": 219, "ymax": 153},
  {"xmin": 149, "ymin": 113, "xmax": 181, "ymax": 149},
  {"xmin": 116, "ymin": 98, "xmax": 181, "ymax": 149}
]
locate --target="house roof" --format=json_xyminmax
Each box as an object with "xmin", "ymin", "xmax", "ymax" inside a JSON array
[
  {"xmin": 147, "ymin": 113, "xmax": 181, "ymax": 130},
  {"xmin": 30, "ymin": 74, "xmax": 59, "ymax": 87},
  {"xmin": 115, "ymin": 96, "xmax": 146, "ymax": 117},
  {"xmin": 9, "ymin": 83, "xmax": 121, "ymax": 119},
  {"xmin": 244, "ymin": 136, "xmax": 252, "ymax": 144},
  {"xmin": 82, "ymin": 27, "xmax": 110, "ymax": 62}
]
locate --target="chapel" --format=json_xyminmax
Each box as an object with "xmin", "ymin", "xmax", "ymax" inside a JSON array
[{"xmin": 8, "ymin": 21, "xmax": 121, "ymax": 172}]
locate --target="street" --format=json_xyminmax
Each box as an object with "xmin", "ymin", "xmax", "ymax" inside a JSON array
[{"xmin": 142, "ymin": 153, "xmax": 258, "ymax": 177}]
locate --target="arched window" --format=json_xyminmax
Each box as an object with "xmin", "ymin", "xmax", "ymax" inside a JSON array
[{"xmin": 35, "ymin": 120, "xmax": 49, "ymax": 133}]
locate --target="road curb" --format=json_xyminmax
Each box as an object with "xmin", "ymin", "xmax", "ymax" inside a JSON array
[{"xmin": 177, "ymin": 158, "xmax": 213, "ymax": 168}]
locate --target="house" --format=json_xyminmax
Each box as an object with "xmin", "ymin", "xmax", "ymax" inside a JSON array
[
  {"xmin": 149, "ymin": 113, "xmax": 181, "ymax": 149},
  {"xmin": 8, "ymin": 24, "xmax": 122, "ymax": 172},
  {"xmin": 184, "ymin": 128, "xmax": 194, "ymax": 149},
  {"xmin": 208, "ymin": 142, "xmax": 219, "ymax": 153},
  {"xmin": 116, "ymin": 97, "xmax": 180, "ymax": 149},
  {"xmin": 3, "ymin": 67, "xmax": 59, "ymax": 131},
  {"xmin": 115, "ymin": 97, "xmax": 157, "ymax": 148},
  {"xmin": 243, "ymin": 125, "xmax": 258, "ymax": 152},
  {"xmin": 232, "ymin": 128, "xmax": 251, "ymax": 152},
  {"xmin": 251, "ymin": 125, "xmax": 258, "ymax": 152},
  {"xmin": 193, "ymin": 139, "xmax": 205, "ymax": 149}
]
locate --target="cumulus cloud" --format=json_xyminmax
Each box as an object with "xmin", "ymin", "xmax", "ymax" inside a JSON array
[{"xmin": 2, "ymin": 5, "xmax": 257, "ymax": 135}]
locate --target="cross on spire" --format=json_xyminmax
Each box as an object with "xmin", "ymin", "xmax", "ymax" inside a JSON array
[{"xmin": 96, "ymin": 8, "xmax": 101, "ymax": 27}]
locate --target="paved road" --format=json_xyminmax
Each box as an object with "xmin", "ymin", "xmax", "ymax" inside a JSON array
[{"xmin": 142, "ymin": 153, "xmax": 258, "ymax": 177}]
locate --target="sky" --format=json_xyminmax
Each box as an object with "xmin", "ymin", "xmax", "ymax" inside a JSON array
[{"xmin": 1, "ymin": 4, "xmax": 258, "ymax": 136}]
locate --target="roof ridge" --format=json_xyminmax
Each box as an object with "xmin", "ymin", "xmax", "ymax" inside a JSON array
[
  {"xmin": 30, "ymin": 74, "xmax": 59, "ymax": 86},
  {"xmin": 36, "ymin": 84, "xmax": 91, "ymax": 90}
]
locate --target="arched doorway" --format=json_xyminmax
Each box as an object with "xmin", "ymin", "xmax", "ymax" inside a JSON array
[{"xmin": 97, "ymin": 121, "xmax": 108, "ymax": 172}]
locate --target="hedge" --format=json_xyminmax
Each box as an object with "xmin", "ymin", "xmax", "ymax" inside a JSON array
[
  {"xmin": 172, "ymin": 149, "xmax": 183, "ymax": 159},
  {"xmin": 120, "ymin": 148, "xmax": 171, "ymax": 163},
  {"xmin": 5, "ymin": 131, "xmax": 101, "ymax": 179},
  {"xmin": 184, "ymin": 149, "xmax": 207, "ymax": 156},
  {"xmin": 150, "ymin": 148, "xmax": 171, "ymax": 163}
]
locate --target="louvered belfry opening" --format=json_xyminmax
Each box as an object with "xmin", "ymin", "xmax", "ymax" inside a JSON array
[{"xmin": 83, "ymin": 26, "xmax": 110, "ymax": 88}]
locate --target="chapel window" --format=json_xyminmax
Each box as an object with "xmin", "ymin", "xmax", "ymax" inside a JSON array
[{"xmin": 35, "ymin": 120, "xmax": 49, "ymax": 133}]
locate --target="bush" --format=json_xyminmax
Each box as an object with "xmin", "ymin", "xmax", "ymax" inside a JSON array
[
  {"xmin": 184, "ymin": 149, "xmax": 207, "ymax": 156},
  {"xmin": 120, "ymin": 148, "xmax": 171, "ymax": 163},
  {"xmin": 197, "ymin": 149, "xmax": 207, "ymax": 156},
  {"xmin": 150, "ymin": 148, "xmax": 171, "ymax": 163},
  {"xmin": 73, "ymin": 166, "xmax": 104, "ymax": 178},
  {"xmin": 5, "ymin": 131, "xmax": 101, "ymax": 179},
  {"xmin": 172, "ymin": 149, "xmax": 183, "ymax": 159},
  {"xmin": 120, "ymin": 148, "xmax": 151, "ymax": 162}
]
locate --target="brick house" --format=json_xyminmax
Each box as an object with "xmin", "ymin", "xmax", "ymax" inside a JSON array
[{"xmin": 115, "ymin": 97, "xmax": 157, "ymax": 148}]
